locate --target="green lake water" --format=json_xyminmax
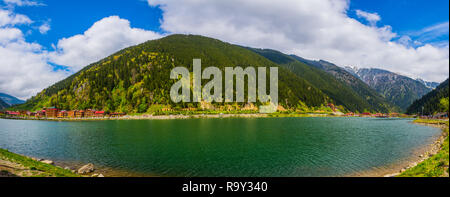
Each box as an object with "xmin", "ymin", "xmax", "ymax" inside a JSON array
[{"xmin": 0, "ymin": 117, "xmax": 441, "ymax": 176}]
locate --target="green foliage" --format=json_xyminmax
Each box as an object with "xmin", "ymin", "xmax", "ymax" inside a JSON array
[
  {"xmin": 13, "ymin": 35, "xmax": 329, "ymax": 112},
  {"xmin": 407, "ymin": 79, "xmax": 449, "ymax": 115},
  {"xmin": 440, "ymin": 97, "xmax": 449, "ymax": 113},
  {"xmin": 0, "ymin": 148, "xmax": 79, "ymax": 177}
]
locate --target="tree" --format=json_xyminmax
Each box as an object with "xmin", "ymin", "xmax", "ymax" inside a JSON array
[{"xmin": 440, "ymin": 97, "xmax": 449, "ymax": 113}]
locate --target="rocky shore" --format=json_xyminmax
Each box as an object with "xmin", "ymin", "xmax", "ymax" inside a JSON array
[
  {"xmin": 0, "ymin": 149, "xmax": 104, "ymax": 177},
  {"xmin": 383, "ymin": 121, "xmax": 449, "ymax": 177}
]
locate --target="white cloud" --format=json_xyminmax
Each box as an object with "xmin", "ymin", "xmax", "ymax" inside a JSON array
[
  {"xmin": 1, "ymin": 7, "xmax": 64, "ymax": 100},
  {"xmin": 49, "ymin": 16, "xmax": 162, "ymax": 71},
  {"xmin": 38, "ymin": 21, "xmax": 50, "ymax": 34},
  {"xmin": 0, "ymin": 9, "xmax": 32, "ymax": 27},
  {"xmin": 407, "ymin": 21, "xmax": 449, "ymax": 47},
  {"xmin": 149, "ymin": 0, "xmax": 449, "ymax": 82},
  {"xmin": 2, "ymin": 0, "xmax": 44, "ymax": 7},
  {"xmin": 0, "ymin": 27, "xmax": 67, "ymax": 100},
  {"xmin": 355, "ymin": 9, "xmax": 380, "ymax": 26}
]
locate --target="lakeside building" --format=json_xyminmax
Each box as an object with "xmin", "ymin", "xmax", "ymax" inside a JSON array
[
  {"xmin": 5, "ymin": 111, "xmax": 20, "ymax": 116},
  {"xmin": 85, "ymin": 109, "xmax": 95, "ymax": 117},
  {"xmin": 46, "ymin": 107, "xmax": 59, "ymax": 118},
  {"xmin": 95, "ymin": 111, "xmax": 105, "ymax": 117},
  {"xmin": 67, "ymin": 111, "xmax": 75, "ymax": 118},
  {"xmin": 75, "ymin": 110, "xmax": 84, "ymax": 118},
  {"xmin": 57, "ymin": 110, "xmax": 68, "ymax": 118},
  {"xmin": 360, "ymin": 112, "xmax": 371, "ymax": 117},
  {"xmin": 109, "ymin": 112, "xmax": 125, "ymax": 118},
  {"xmin": 327, "ymin": 103, "xmax": 336, "ymax": 112}
]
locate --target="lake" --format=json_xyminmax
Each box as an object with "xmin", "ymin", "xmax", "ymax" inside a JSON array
[{"xmin": 0, "ymin": 117, "xmax": 441, "ymax": 176}]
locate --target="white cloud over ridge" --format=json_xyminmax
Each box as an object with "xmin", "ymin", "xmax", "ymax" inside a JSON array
[
  {"xmin": 149, "ymin": 0, "xmax": 449, "ymax": 82},
  {"xmin": 49, "ymin": 16, "xmax": 162, "ymax": 71}
]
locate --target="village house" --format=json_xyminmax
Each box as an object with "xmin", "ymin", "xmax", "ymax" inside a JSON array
[
  {"xmin": 360, "ymin": 112, "xmax": 371, "ymax": 116},
  {"xmin": 327, "ymin": 103, "xmax": 336, "ymax": 112},
  {"xmin": 6, "ymin": 111, "xmax": 20, "ymax": 116},
  {"xmin": 46, "ymin": 107, "xmax": 59, "ymax": 118},
  {"xmin": 75, "ymin": 110, "xmax": 84, "ymax": 118},
  {"xmin": 35, "ymin": 110, "xmax": 45, "ymax": 118},
  {"xmin": 67, "ymin": 110, "xmax": 75, "ymax": 118},
  {"xmin": 85, "ymin": 109, "xmax": 95, "ymax": 117},
  {"xmin": 94, "ymin": 111, "xmax": 105, "ymax": 117},
  {"xmin": 57, "ymin": 110, "xmax": 68, "ymax": 118},
  {"xmin": 109, "ymin": 112, "xmax": 125, "ymax": 118}
]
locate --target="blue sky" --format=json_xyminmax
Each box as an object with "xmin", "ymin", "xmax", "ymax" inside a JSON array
[
  {"xmin": 349, "ymin": 0, "xmax": 449, "ymax": 47},
  {"xmin": 0, "ymin": 0, "xmax": 449, "ymax": 99},
  {"xmin": 6, "ymin": 0, "xmax": 448, "ymax": 50},
  {"xmin": 11, "ymin": 0, "xmax": 163, "ymax": 49}
]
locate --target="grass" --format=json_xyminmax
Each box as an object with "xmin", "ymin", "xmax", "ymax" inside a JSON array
[
  {"xmin": 0, "ymin": 148, "xmax": 80, "ymax": 177},
  {"xmin": 398, "ymin": 119, "xmax": 449, "ymax": 177}
]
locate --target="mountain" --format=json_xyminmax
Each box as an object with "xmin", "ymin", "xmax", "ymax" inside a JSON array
[
  {"xmin": 247, "ymin": 48, "xmax": 395, "ymax": 113},
  {"xmin": 344, "ymin": 67, "xmax": 432, "ymax": 111},
  {"xmin": 406, "ymin": 79, "xmax": 449, "ymax": 115},
  {"xmin": 0, "ymin": 97, "xmax": 9, "ymax": 110},
  {"xmin": 416, "ymin": 78, "xmax": 439, "ymax": 89},
  {"xmin": 15, "ymin": 34, "xmax": 331, "ymax": 113},
  {"xmin": 289, "ymin": 56, "xmax": 399, "ymax": 112},
  {"xmin": 0, "ymin": 92, "xmax": 25, "ymax": 106}
]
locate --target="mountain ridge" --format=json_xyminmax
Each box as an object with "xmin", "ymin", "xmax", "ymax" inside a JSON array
[
  {"xmin": 344, "ymin": 67, "xmax": 433, "ymax": 111},
  {"xmin": 13, "ymin": 34, "xmax": 331, "ymax": 113},
  {"xmin": 247, "ymin": 48, "xmax": 396, "ymax": 113},
  {"xmin": 0, "ymin": 92, "xmax": 25, "ymax": 106},
  {"xmin": 406, "ymin": 79, "xmax": 449, "ymax": 115}
]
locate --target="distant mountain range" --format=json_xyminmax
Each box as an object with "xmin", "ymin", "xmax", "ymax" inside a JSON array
[
  {"xmin": 344, "ymin": 67, "xmax": 434, "ymax": 111},
  {"xmin": 0, "ymin": 92, "xmax": 25, "ymax": 106},
  {"xmin": 407, "ymin": 79, "xmax": 449, "ymax": 115},
  {"xmin": 247, "ymin": 48, "xmax": 396, "ymax": 113},
  {"xmin": 0, "ymin": 97, "xmax": 9, "ymax": 109}
]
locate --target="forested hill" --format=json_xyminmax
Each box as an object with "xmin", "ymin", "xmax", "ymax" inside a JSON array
[
  {"xmin": 407, "ymin": 79, "xmax": 449, "ymax": 115},
  {"xmin": 0, "ymin": 98, "xmax": 9, "ymax": 110},
  {"xmin": 247, "ymin": 48, "xmax": 396, "ymax": 113},
  {"xmin": 15, "ymin": 34, "xmax": 331, "ymax": 113}
]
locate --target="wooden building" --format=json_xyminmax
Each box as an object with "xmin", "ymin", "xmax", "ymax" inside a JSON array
[
  {"xmin": 75, "ymin": 110, "xmax": 84, "ymax": 118},
  {"xmin": 94, "ymin": 111, "xmax": 105, "ymax": 117},
  {"xmin": 67, "ymin": 111, "xmax": 75, "ymax": 118},
  {"xmin": 85, "ymin": 109, "xmax": 95, "ymax": 117},
  {"xmin": 46, "ymin": 107, "xmax": 59, "ymax": 118}
]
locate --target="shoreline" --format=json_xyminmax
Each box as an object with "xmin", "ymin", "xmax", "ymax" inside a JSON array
[
  {"xmin": 0, "ymin": 112, "xmax": 342, "ymax": 121},
  {"xmin": 377, "ymin": 120, "xmax": 448, "ymax": 177}
]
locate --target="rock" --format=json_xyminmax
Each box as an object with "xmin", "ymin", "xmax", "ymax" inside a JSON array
[
  {"xmin": 98, "ymin": 174, "xmax": 104, "ymax": 177},
  {"xmin": 419, "ymin": 154, "xmax": 423, "ymax": 158},
  {"xmin": 32, "ymin": 158, "xmax": 43, "ymax": 162},
  {"xmin": 64, "ymin": 167, "xmax": 71, "ymax": 170},
  {"xmin": 77, "ymin": 163, "xmax": 95, "ymax": 174},
  {"xmin": 41, "ymin": 160, "xmax": 54, "ymax": 165},
  {"xmin": 91, "ymin": 174, "xmax": 99, "ymax": 177},
  {"xmin": 400, "ymin": 169, "xmax": 406, "ymax": 173}
]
